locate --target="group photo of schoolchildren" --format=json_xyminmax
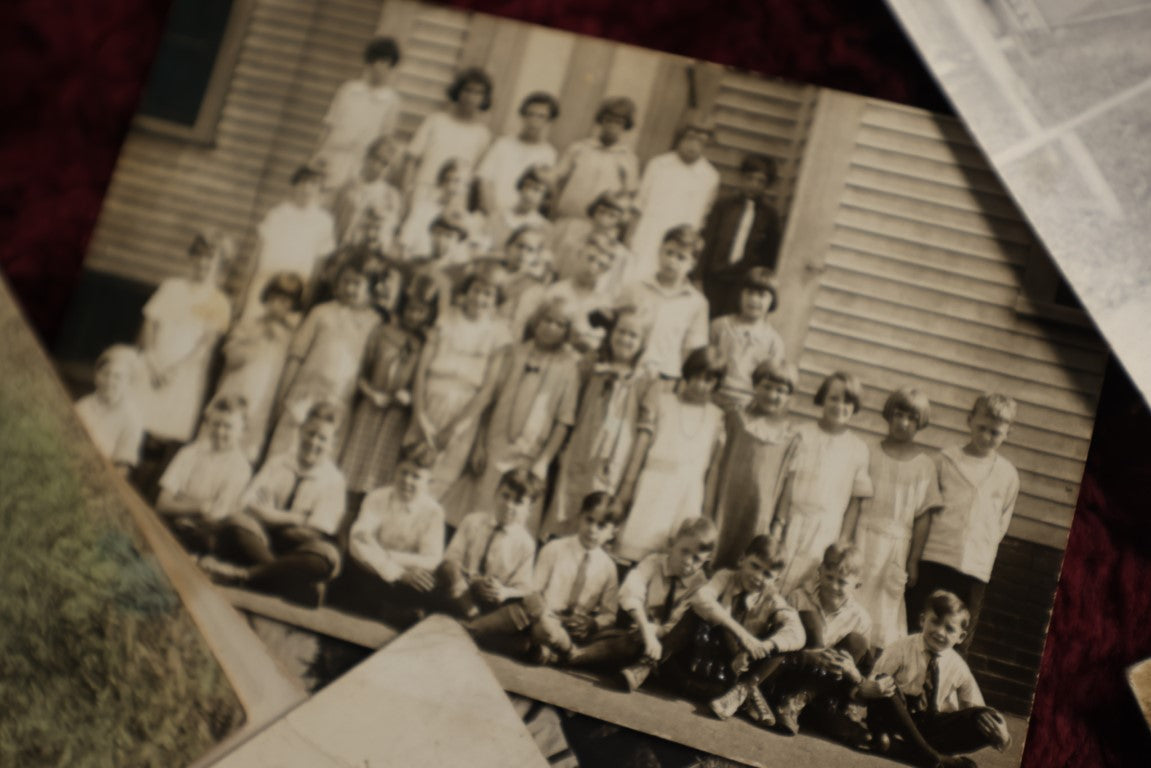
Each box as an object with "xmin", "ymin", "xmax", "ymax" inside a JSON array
[{"xmin": 71, "ymin": 29, "xmax": 1029, "ymax": 768}]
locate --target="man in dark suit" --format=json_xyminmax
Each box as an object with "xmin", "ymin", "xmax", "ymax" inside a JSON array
[{"xmin": 696, "ymin": 154, "xmax": 782, "ymax": 318}]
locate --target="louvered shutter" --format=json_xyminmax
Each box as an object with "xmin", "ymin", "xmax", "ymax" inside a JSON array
[{"xmin": 708, "ymin": 71, "xmax": 816, "ymax": 219}]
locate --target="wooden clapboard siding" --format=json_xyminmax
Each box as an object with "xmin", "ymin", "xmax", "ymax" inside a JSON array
[
  {"xmin": 785, "ymin": 97, "xmax": 1104, "ymax": 548},
  {"xmin": 708, "ymin": 71, "xmax": 814, "ymax": 217},
  {"xmin": 86, "ymin": 0, "xmax": 327, "ymax": 284},
  {"xmin": 387, "ymin": 6, "xmax": 472, "ymax": 143},
  {"xmin": 86, "ymin": 0, "xmax": 469, "ymax": 286},
  {"xmin": 246, "ymin": 0, "xmax": 405, "ymax": 236}
]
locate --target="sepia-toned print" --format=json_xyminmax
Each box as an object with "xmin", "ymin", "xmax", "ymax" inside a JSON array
[{"xmin": 53, "ymin": 1, "xmax": 1108, "ymax": 766}]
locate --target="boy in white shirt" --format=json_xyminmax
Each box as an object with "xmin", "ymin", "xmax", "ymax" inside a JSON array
[
  {"xmin": 861, "ymin": 590, "xmax": 1011, "ymax": 768},
  {"xmin": 475, "ymin": 92, "xmax": 559, "ymax": 217},
  {"xmin": 155, "ymin": 395, "xmax": 252, "ymax": 554},
  {"xmin": 436, "ymin": 468, "xmax": 541, "ymax": 619},
  {"xmin": 907, "ymin": 393, "xmax": 1019, "ymax": 653},
  {"xmin": 209, "ymin": 401, "xmax": 346, "ymax": 606},
  {"xmin": 616, "ymin": 225, "xmax": 710, "ymax": 382},
  {"xmin": 331, "ymin": 135, "xmax": 403, "ymax": 250},
  {"xmin": 313, "ymin": 36, "xmax": 402, "ymax": 192},
  {"xmin": 74, "ymin": 344, "xmax": 143, "ymax": 477},
  {"xmin": 327, "ymin": 442, "xmax": 445, "ymax": 627},
  {"xmin": 465, "ymin": 492, "xmax": 621, "ymax": 662},
  {"xmin": 563, "ymin": 517, "xmax": 716, "ymax": 678}
]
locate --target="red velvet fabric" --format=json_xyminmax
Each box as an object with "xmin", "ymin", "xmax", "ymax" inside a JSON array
[{"xmin": 2, "ymin": 1, "xmax": 1149, "ymax": 764}]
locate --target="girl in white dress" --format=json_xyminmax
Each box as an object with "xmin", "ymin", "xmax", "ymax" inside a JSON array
[
  {"xmin": 138, "ymin": 233, "xmax": 233, "ymax": 445},
  {"xmin": 615, "ymin": 345, "xmax": 727, "ymax": 562},
  {"xmin": 400, "ymin": 67, "xmax": 494, "ymax": 208},
  {"xmin": 845, "ymin": 387, "xmax": 942, "ymax": 649},
  {"xmin": 625, "ymin": 113, "xmax": 719, "ymax": 283},
  {"xmin": 774, "ymin": 371, "xmax": 874, "ymax": 594},
  {"xmin": 240, "ymin": 166, "xmax": 334, "ymax": 320},
  {"xmin": 313, "ymin": 36, "xmax": 402, "ymax": 192}
]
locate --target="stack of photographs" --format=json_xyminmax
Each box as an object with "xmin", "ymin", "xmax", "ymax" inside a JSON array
[{"xmin": 47, "ymin": 1, "xmax": 1110, "ymax": 765}]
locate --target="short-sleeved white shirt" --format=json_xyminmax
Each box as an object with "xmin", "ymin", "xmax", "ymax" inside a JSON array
[
  {"xmin": 787, "ymin": 580, "xmax": 872, "ymax": 648},
  {"xmin": 407, "ymin": 111, "xmax": 492, "ymax": 202},
  {"xmin": 475, "ymin": 135, "xmax": 557, "ymax": 215},
  {"xmin": 616, "ymin": 278, "xmax": 709, "ymax": 379},
  {"xmin": 159, "ymin": 439, "xmax": 252, "ymax": 521},
  {"xmin": 921, "ymin": 445, "xmax": 1019, "ymax": 582},
  {"xmin": 316, "ymin": 79, "xmax": 402, "ymax": 188},
  {"xmin": 246, "ymin": 201, "xmax": 335, "ymax": 318},
  {"xmin": 75, "ymin": 393, "xmax": 143, "ymax": 467},
  {"xmin": 871, "ymin": 633, "xmax": 985, "ymax": 713}
]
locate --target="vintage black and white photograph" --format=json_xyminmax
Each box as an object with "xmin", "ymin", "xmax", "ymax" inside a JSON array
[{"xmin": 52, "ymin": 1, "xmax": 1109, "ymax": 766}]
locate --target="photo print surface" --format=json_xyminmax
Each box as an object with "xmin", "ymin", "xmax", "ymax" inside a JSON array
[{"xmin": 53, "ymin": 1, "xmax": 1107, "ymax": 766}]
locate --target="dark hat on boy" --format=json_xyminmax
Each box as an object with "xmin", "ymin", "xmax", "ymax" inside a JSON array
[
  {"xmin": 596, "ymin": 96, "xmax": 636, "ymax": 129},
  {"xmin": 429, "ymin": 208, "xmax": 470, "ymax": 239}
]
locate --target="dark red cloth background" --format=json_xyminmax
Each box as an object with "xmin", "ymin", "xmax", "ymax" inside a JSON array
[{"xmin": 2, "ymin": 1, "xmax": 1149, "ymax": 764}]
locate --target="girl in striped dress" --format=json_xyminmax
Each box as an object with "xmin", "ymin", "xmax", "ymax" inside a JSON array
[
  {"xmin": 340, "ymin": 274, "xmax": 440, "ymax": 505},
  {"xmin": 541, "ymin": 305, "xmax": 653, "ymax": 541},
  {"xmin": 408, "ymin": 264, "xmax": 512, "ymax": 506}
]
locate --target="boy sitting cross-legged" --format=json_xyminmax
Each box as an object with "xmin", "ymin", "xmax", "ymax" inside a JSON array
[
  {"xmin": 859, "ymin": 590, "xmax": 1011, "ymax": 768},
  {"xmin": 326, "ymin": 441, "xmax": 445, "ymax": 628},
  {"xmin": 708, "ymin": 543, "xmax": 874, "ymax": 740},
  {"xmin": 465, "ymin": 491, "xmax": 621, "ymax": 661},
  {"xmin": 562, "ymin": 517, "xmax": 717, "ymax": 677},
  {"xmin": 209, "ymin": 401, "xmax": 346, "ymax": 606},
  {"xmin": 637, "ymin": 535, "xmax": 805, "ymax": 703},
  {"xmin": 435, "ymin": 468, "xmax": 541, "ymax": 619},
  {"xmin": 156, "ymin": 395, "xmax": 252, "ymax": 555}
]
